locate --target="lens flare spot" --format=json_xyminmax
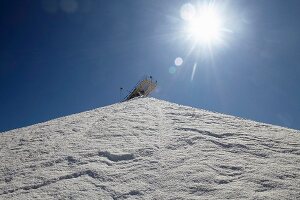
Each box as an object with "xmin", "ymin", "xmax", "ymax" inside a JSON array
[
  {"xmin": 180, "ymin": 3, "xmax": 196, "ymax": 21},
  {"xmin": 169, "ymin": 66, "xmax": 177, "ymax": 74},
  {"xmin": 175, "ymin": 57, "xmax": 183, "ymax": 66},
  {"xmin": 191, "ymin": 63, "xmax": 197, "ymax": 81}
]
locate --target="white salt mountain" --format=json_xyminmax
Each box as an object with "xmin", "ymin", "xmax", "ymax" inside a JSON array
[{"xmin": 0, "ymin": 98, "xmax": 299, "ymax": 200}]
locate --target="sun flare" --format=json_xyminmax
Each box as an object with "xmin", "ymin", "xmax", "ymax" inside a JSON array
[
  {"xmin": 188, "ymin": 9, "xmax": 221, "ymax": 43},
  {"xmin": 182, "ymin": 3, "xmax": 224, "ymax": 45}
]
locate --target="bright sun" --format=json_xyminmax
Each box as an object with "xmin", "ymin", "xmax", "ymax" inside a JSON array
[
  {"xmin": 179, "ymin": 2, "xmax": 230, "ymax": 81},
  {"xmin": 181, "ymin": 3, "xmax": 223, "ymax": 45}
]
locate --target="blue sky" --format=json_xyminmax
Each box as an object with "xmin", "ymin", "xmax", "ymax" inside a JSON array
[{"xmin": 0, "ymin": 0, "xmax": 300, "ymax": 132}]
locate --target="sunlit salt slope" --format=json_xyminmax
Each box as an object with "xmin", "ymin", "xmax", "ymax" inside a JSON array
[{"xmin": 1, "ymin": 98, "xmax": 300, "ymax": 200}]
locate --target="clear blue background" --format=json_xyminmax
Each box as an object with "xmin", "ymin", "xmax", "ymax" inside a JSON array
[{"xmin": 1, "ymin": 0, "xmax": 299, "ymax": 132}]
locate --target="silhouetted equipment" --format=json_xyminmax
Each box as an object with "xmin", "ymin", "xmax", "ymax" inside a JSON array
[
  {"xmin": 123, "ymin": 76, "xmax": 157, "ymax": 101},
  {"xmin": 119, "ymin": 87, "xmax": 123, "ymax": 101}
]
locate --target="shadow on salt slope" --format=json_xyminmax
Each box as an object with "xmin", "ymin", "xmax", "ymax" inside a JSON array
[
  {"xmin": 98, "ymin": 151, "xmax": 135, "ymax": 162},
  {"xmin": 176, "ymin": 127, "xmax": 235, "ymax": 139},
  {"xmin": 1, "ymin": 170, "xmax": 101, "ymax": 195}
]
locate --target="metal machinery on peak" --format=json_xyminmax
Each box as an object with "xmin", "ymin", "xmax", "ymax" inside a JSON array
[{"xmin": 123, "ymin": 76, "xmax": 157, "ymax": 101}]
